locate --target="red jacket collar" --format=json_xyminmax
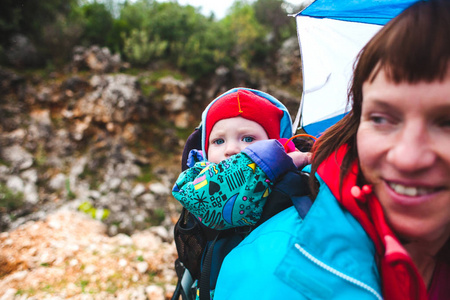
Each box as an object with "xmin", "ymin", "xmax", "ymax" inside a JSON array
[{"xmin": 317, "ymin": 145, "xmax": 428, "ymax": 300}]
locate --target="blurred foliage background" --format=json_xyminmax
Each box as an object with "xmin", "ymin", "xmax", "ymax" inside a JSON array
[{"xmin": 0, "ymin": 0, "xmax": 304, "ymax": 79}]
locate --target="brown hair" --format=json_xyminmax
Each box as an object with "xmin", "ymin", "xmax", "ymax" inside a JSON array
[{"xmin": 309, "ymin": 0, "xmax": 450, "ymax": 196}]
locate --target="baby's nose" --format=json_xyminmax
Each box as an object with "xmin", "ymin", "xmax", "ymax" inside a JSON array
[{"xmin": 225, "ymin": 142, "xmax": 241, "ymax": 157}]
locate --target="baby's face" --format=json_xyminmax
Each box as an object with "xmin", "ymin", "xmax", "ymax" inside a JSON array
[{"xmin": 208, "ymin": 116, "xmax": 269, "ymax": 163}]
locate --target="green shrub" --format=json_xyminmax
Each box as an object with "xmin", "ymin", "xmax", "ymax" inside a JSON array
[
  {"xmin": 79, "ymin": 1, "xmax": 114, "ymax": 47},
  {"xmin": 0, "ymin": 183, "xmax": 24, "ymax": 212},
  {"xmin": 221, "ymin": 1, "xmax": 269, "ymax": 69},
  {"xmin": 122, "ymin": 29, "xmax": 168, "ymax": 66}
]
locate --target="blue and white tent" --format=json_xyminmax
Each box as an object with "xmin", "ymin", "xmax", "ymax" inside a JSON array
[{"xmin": 293, "ymin": 0, "xmax": 420, "ymax": 137}]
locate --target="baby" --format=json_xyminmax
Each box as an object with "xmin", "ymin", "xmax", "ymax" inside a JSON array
[{"xmin": 172, "ymin": 88, "xmax": 310, "ymax": 229}]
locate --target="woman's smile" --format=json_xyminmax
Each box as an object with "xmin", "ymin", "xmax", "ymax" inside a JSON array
[
  {"xmin": 387, "ymin": 182, "xmax": 439, "ymax": 197},
  {"xmin": 385, "ymin": 180, "xmax": 444, "ymax": 205}
]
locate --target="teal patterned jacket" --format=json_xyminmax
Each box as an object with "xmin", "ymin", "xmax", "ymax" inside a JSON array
[{"xmin": 172, "ymin": 139, "xmax": 297, "ymax": 230}]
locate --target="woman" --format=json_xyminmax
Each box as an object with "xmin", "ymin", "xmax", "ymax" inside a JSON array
[{"xmin": 214, "ymin": 0, "xmax": 449, "ymax": 299}]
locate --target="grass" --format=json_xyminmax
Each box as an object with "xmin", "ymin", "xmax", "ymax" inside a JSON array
[
  {"xmin": 78, "ymin": 164, "xmax": 101, "ymax": 190},
  {"xmin": 34, "ymin": 144, "xmax": 47, "ymax": 167},
  {"xmin": 0, "ymin": 183, "xmax": 25, "ymax": 212},
  {"xmin": 147, "ymin": 208, "xmax": 166, "ymax": 227},
  {"xmin": 136, "ymin": 68, "xmax": 185, "ymax": 97},
  {"xmin": 79, "ymin": 279, "xmax": 89, "ymax": 293},
  {"xmin": 15, "ymin": 288, "xmax": 36, "ymax": 296},
  {"xmin": 65, "ymin": 178, "xmax": 76, "ymax": 200},
  {"xmin": 136, "ymin": 164, "xmax": 153, "ymax": 183}
]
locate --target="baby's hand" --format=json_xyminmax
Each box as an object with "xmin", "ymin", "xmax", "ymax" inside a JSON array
[{"xmin": 287, "ymin": 150, "xmax": 312, "ymax": 168}]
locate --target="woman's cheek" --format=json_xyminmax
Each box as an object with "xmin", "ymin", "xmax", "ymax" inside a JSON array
[{"xmin": 357, "ymin": 125, "xmax": 385, "ymax": 179}]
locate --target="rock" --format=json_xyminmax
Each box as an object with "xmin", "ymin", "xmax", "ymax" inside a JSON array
[
  {"xmin": 1, "ymin": 145, "xmax": 33, "ymax": 171},
  {"xmin": 74, "ymin": 74, "xmax": 142, "ymax": 125},
  {"xmin": 46, "ymin": 128, "xmax": 76, "ymax": 158},
  {"xmin": 72, "ymin": 116, "xmax": 92, "ymax": 141},
  {"xmin": 72, "ymin": 45, "xmax": 122, "ymax": 73},
  {"xmin": 2, "ymin": 128, "xmax": 26, "ymax": 145},
  {"xmin": 145, "ymin": 285, "xmax": 165, "ymax": 300},
  {"xmin": 206, "ymin": 66, "xmax": 231, "ymax": 100},
  {"xmin": 6, "ymin": 176, "xmax": 24, "ymax": 193},
  {"xmin": 49, "ymin": 174, "xmax": 67, "ymax": 191},
  {"xmin": 137, "ymin": 193, "xmax": 156, "ymax": 210},
  {"xmin": 36, "ymin": 86, "xmax": 53, "ymax": 102},
  {"xmin": 163, "ymin": 93, "xmax": 187, "ymax": 112},
  {"xmin": 149, "ymin": 182, "xmax": 170, "ymax": 196},
  {"xmin": 131, "ymin": 183, "xmax": 146, "ymax": 198},
  {"xmin": 20, "ymin": 169, "xmax": 38, "ymax": 184},
  {"xmin": 265, "ymin": 87, "xmax": 301, "ymax": 121},
  {"xmin": 156, "ymin": 76, "xmax": 193, "ymax": 95},
  {"xmin": 149, "ymin": 226, "xmax": 170, "ymax": 241},
  {"xmin": 0, "ymin": 67, "xmax": 25, "ymax": 93},
  {"xmin": 23, "ymin": 182, "xmax": 39, "ymax": 204},
  {"xmin": 0, "ymin": 288, "xmax": 18, "ymax": 300},
  {"xmin": 173, "ymin": 111, "xmax": 191, "ymax": 128},
  {"xmin": 61, "ymin": 76, "xmax": 90, "ymax": 92},
  {"xmin": 6, "ymin": 34, "xmax": 40, "ymax": 68},
  {"xmin": 0, "ymin": 166, "xmax": 9, "ymax": 181},
  {"xmin": 114, "ymin": 233, "xmax": 134, "ymax": 247},
  {"xmin": 136, "ymin": 261, "xmax": 149, "ymax": 274},
  {"xmin": 276, "ymin": 36, "xmax": 302, "ymax": 85}
]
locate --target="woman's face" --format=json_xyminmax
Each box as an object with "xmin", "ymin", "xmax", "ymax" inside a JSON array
[{"xmin": 357, "ymin": 69, "xmax": 450, "ymax": 245}]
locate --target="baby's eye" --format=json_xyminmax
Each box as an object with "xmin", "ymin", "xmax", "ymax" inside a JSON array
[
  {"xmin": 242, "ymin": 136, "xmax": 255, "ymax": 143},
  {"xmin": 213, "ymin": 138, "xmax": 225, "ymax": 145}
]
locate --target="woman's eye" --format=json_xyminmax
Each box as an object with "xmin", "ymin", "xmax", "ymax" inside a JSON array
[
  {"xmin": 213, "ymin": 138, "xmax": 224, "ymax": 145},
  {"xmin": 242, "ymin": 136, "xmax": 255, "ymax": 143},
  {"xmin": 370, "ymin": 116, "xmax": 386, "ymax": 124},
  {"xmin": 437, "ymin": 118, "xmax": 450, "ymax": 129},
  {"xmin": 370, "ymin": 115, "xmax": 389, "ymax": 125}
]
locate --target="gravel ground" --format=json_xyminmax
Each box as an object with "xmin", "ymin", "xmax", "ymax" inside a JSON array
[{"xmin": 0, "ymin": 210, "xmax": 178, "ymax": 300}]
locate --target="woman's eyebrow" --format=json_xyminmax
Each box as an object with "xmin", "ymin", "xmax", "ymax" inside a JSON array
[{"xmin": 363, "ymin": 99, "xmax": 400, "ymax": 113}]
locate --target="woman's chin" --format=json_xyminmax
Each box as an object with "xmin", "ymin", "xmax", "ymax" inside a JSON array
[{"xmin": 375, "ymin": 182, "xmax": 449, "ymax": 244}]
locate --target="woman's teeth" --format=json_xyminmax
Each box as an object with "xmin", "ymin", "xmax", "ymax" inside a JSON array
[{"xmin": 388, "ymin": 182, "xmax": 436, "ymax": 197}]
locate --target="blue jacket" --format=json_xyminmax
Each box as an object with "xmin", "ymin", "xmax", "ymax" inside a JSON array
[{"xmin": 214, "ymin": 168, "xmax": 383, "ymax": 300}]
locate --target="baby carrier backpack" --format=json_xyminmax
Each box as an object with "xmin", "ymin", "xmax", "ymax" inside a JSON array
[{"xmin": 171, "ymin": 128, "xmax": 313, "ymax": 300}]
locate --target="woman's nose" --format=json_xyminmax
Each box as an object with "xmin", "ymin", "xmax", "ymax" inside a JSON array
[{"xmin": 386, "ymin": 124, "xmax": 436, "ymax": 172}]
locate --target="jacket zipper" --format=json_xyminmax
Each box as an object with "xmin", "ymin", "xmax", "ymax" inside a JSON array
[{"xmin": 295, "ymin": 243, "xmax": 383, "ymax": 300}]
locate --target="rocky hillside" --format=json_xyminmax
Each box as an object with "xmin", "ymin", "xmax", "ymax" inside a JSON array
[{"xmin": 0, "ymin": 41, "xmax": 302, "ymax": 299}]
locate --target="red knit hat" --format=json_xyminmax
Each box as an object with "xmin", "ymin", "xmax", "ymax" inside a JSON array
[{"xmin": 204, "ymin": 89, "xmax": 284, "ymax": 154}]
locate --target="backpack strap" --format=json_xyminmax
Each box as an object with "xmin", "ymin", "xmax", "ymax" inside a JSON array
[
  {"xmin": 182, "ymin": 128, "xmax": 202, "ymax": 172},
  {"xmin": 199, "ymin": 233, "xmax": 220, "ymax": 300},
  {"xmin": 290, "ymin": 172, "xmax": 313, "ymax": 219},
  {"xmin": 292, "ymin": 195, "xmax": 312, "ymax": 219},
  {"xmin": 198, "ymin": 228, "xmax": 249, "ymax": 300},
  {"xmin": 172, "ymin": 258, "xmax": 193, "ymax": 300},
  {"xmin": 256, "ymin": 170, "xmax": 311, "ymax": 226}
]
